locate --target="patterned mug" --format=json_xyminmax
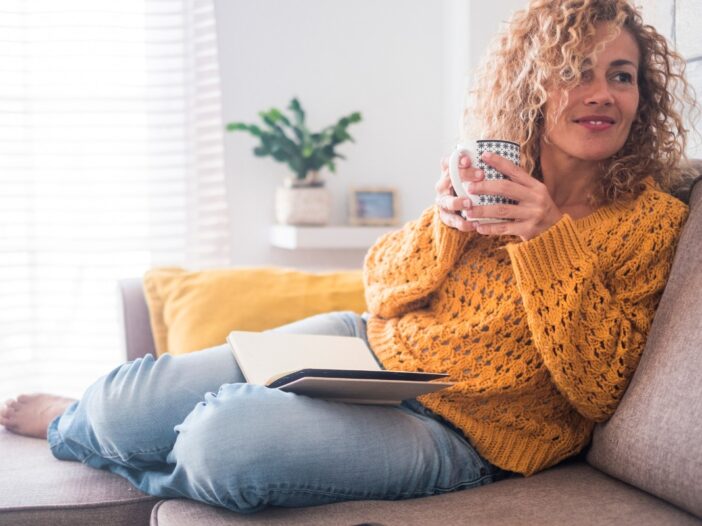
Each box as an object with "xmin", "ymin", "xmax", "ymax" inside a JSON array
[{"xmin": 448, "ymin": 139, "xmax": 520, "ymax": 224}]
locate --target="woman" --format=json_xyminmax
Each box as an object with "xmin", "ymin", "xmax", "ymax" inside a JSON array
[{"xmin": 1, "ymin": 0, "xmax": 696, "ymax": 514}]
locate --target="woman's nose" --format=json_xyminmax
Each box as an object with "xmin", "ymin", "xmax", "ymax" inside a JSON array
[{"xmin": 584, "ymin": 78, "xmax": 614, "ymax": 106}]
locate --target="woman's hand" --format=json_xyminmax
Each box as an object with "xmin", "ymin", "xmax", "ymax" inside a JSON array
[
  {"xmin": 464, "ymin": 151, "xmax": 564, "ymax": 241},
  {"xmin": 435, "ymin": 153, "xmax": 484, "ymax": 232}
]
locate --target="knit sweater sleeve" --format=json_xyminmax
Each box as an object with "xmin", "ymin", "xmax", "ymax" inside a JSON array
[
  {"xmin": 363, "ymin": 205, "xmax": 473, "ymax": 319},
  {"xmin": 505, "ymin": 194, "xmax": 688, "ymax": 422}
]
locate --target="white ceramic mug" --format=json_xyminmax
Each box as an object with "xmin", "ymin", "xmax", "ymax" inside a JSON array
[{"xmin": 448, "ymin": 140, "xmax": 520, "ymax": 224}]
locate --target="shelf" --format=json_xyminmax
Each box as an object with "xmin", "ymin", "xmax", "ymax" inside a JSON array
[{"xmin": 269, "ymin": 225, "xmax": 396, "ymax": 250}]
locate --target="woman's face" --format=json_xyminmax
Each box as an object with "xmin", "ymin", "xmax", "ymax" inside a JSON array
[{"xmin": 542, "ymin": 25, "xmax": 640, "ymax": 165}]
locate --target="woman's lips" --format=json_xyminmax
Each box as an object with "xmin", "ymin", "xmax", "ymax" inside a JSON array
[
  {"xmin": 577, "ymin": 121, "xmax": 614, "ymax": 131},
  {"xmin": 574, "ymin": 116, "xmax": 615, "ymax": 132}
]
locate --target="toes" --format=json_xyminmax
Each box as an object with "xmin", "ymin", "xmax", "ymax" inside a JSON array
[
  {"xmin": 1, "ymin": 421, "xmax": 17, "ymax": 431},
  {"xmin": 0, "ymin": 414, "xmax": 12, "ymax": 428}
]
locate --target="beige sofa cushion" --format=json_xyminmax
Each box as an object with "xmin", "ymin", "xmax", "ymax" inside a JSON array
[
  {"xmin": 150, "ymin": 462, "xmax": 700, "ymax": 526},
  {"xmin": 587, "ymin": 179, "xmax": 702, "ymax": 518},
  {"xmin": 0, "ymin": 429, "xmax": 157, "ymax": 526}
]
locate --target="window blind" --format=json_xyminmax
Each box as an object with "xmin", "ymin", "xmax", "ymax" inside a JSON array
[{"xmin": 0, "ymin": 0, "xmax": 231, "ymax": 400}]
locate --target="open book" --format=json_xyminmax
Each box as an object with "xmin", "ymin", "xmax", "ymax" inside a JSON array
[{"xmin": 226, "ymin": 331, "xmax": 454, "ymax": 405}]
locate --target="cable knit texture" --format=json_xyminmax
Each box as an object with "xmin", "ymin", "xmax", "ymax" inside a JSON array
[{"xmin": 363, "ymin": 177, "xmax": 688, "ymax": 477}]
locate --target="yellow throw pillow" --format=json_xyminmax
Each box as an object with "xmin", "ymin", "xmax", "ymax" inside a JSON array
[{"xmin": 143, "ymin": 266, "xmax": 366, "ymax": 356}]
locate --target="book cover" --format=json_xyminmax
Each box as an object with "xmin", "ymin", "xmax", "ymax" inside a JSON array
[{"xmin": 226, "ymin": 331, "xmax": 453, "ymax": 405}]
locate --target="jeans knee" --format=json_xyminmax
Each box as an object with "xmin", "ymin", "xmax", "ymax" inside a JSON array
[
  {"xmin": 170, "ymin": 384, "xmax": 297, "ymax": 511},
  {"xmin": 83, "ymin": 354, "xmax": 163, "ymax": 454},
  {"xmin": 270, "ymin": 310, "xmax": 368, "ymax": 340}
]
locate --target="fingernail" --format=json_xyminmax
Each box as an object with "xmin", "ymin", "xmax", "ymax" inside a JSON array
[
  {"xmin": 476, "ymin": 170, "xmax": 484, "ymax": 179},
  {"xmin": 462, "ymin": 199, "xmax": 472, "ymax": 208},
  {"xmin": 460, "ymin": 156, "xmax": 468, "ymax": 166},
  {"xmin": 483, "ymin": 151, "xmax": 493, "ymax": 159}
]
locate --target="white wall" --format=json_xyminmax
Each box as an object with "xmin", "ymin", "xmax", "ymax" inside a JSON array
[
  {"xmin": 214, "ymin": 0, "xmax": 524, "ymax": 270},
  {"xmin": 441, "ymin": 0, "xmax": 525, "ymax": 149},
  {"xmin": 216, "ymin": 0, "xmax": 702, "ymax": 270},
  {"xmin": 216, "ymin": 0, "xmax": 440, "ymax": 270},
  {"xmin": 638, "ymin": 0, "xmax": 702, "ymax": 158}
]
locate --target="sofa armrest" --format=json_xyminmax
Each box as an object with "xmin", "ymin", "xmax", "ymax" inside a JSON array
[{"xmin": 118, "ymin": 278, "xmax": 156, "ymax": 361}]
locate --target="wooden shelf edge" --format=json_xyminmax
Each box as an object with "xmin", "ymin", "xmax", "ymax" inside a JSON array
[{"xmin": 269, "ymin": 225, "xmax": 396, "ymax": 250}]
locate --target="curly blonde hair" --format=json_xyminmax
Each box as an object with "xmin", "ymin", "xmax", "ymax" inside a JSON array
[{"xmin": 464, "ymin": 0, "xmax": 698, "ymax": 206}]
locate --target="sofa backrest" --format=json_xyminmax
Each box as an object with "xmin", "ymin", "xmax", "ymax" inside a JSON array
[
  {"xmin": 586, "ymin": 169, "xmax": 702, "ymax": 519},
  {"xmin": 119, "ymin": 277, "xmax": 156, "ymax": 361}
]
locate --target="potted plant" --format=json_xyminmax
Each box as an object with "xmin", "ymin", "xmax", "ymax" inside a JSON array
[{"xmin": 226, "ymin": 98, "xmax": 362, "ymax": 225}]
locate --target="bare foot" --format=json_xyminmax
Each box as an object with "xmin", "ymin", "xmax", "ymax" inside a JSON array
[{"xmin": 0, "ymin": 394, "xmax": 76, "ymax": 439}]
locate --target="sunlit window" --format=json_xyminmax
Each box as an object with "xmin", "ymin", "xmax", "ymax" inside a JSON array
[{"xmin": 0, "ymin": 0, "xmax": 230, "ymax": 399}]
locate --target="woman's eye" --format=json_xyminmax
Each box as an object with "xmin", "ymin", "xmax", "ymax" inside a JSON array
[{"xmin": 612, "ymin": 72, "xmax": 634, "ymax": 83}]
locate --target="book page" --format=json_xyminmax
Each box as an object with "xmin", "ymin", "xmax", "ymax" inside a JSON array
[{"xmin": 227, "ymin": 331, "xmax": 381, "ymax": 385}]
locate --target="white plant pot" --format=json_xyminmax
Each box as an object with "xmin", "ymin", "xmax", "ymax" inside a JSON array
[{"xmin": 275, "ymin": 185, "xmax": 331, "ymax": 225}]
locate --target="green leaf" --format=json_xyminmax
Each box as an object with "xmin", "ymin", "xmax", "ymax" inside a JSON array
[
  {"xmin": 266, "ymin": 108, "xmax": 292, "ymax": 127},
  {"xmin": 289, "ymin": 98, "xmax": 306, "ymax": 127},
  {"xmin": 272, "ymin": 150, "xmax": 288, "ymax": 162},
  {"xmin": 225, "ymin": 100, "xmax": 362, "ymax": 180},
  {"xmin": 226, "ymin": 123, "xmax": 265, "ymax": 137},
  {"xmin": 333, "ymin": 129, "xmax": 351, "ymax": 142},
  {"xmin": 291, "ymin": 127, "xmax": 306, "ymax": 145}
]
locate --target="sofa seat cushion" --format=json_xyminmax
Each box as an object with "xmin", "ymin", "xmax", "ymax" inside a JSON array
[
  {"xmin": 150, "ymin": 462, "xmax": 700, "ymax": 526},
  {"xmin": 587, "ymin": 178, "xmax": 702, "ymax": 518},
  {"xmin": 0, "ymin": 429, "xmax": 158, "ymax": 526}
]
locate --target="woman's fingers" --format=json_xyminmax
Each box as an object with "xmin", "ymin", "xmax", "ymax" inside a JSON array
[
  {"xmin": 465, "ymin": 178, "xmax": 529, "ymax": 203},
  {"xmin": 439, "ymin": 154, "xmax": 484, "ymax": 183},
  {"xmin": 436, "ymin": 156, "xmax": 453, "ymax": 193},
  {"xmin": 435, "ymin": 173, "xmax": 453, "ymax": 194},
  {"xmin": 465, "ymin": 203, "xmax": 525, "ymax": 222},
  {"xmin": 440, "ymin": 156, "xmax": 449, "ymax": 172},
  {"xmin": 436, "ymin": 193, "xmax": 472, "ymax": 213},
  {"xmin": 457, "ymin": 155, "xmax": 485, "ymax": 185},
  {"xmin": 463, "ymin": 152, "xmax": 566, "ymax": 241},
  {"xmin": 437, "ymin": 153, "xmax": 484, "ymax": 232},
  {"xmin": 480, "ymin": 152, "xmax": 533, "ymax": 186},
  {"xmin": 438, "ymin": 207, "xmax": 477, "ymax": 232}
]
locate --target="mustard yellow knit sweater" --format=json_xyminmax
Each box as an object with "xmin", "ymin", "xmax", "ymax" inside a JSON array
[{"xmin": 363, "ymin": 178, "xmax": 688, "ymax": 477}]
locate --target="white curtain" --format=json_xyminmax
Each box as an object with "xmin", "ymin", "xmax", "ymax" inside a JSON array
[{"xmin": 0, "ymin": 0, "xmax": 231, "ymax": 400}]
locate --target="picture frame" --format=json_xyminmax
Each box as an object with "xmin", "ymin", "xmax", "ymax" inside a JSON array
[{"xmin": 348, "ymin": 186, "xmax": 399, "ymax": 226}]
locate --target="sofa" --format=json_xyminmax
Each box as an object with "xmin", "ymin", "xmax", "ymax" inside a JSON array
[{"xmin": 1, "ymin": 164, "xmax": 701, "ymax": 525}]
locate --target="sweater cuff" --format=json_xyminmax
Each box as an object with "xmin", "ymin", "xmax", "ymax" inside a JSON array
[
  {"xmin": 432, "ymin": 205, "xmax": 473, "ymax": 261},
  {"xmin": 505, "ymin": 214, "xmax": 593, "ymax": 283}
]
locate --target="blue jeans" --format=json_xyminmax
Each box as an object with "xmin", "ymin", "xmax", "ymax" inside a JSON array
[{"xmin": 48, "ymin": 311, "xmax": 507, "ymax": 513}]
